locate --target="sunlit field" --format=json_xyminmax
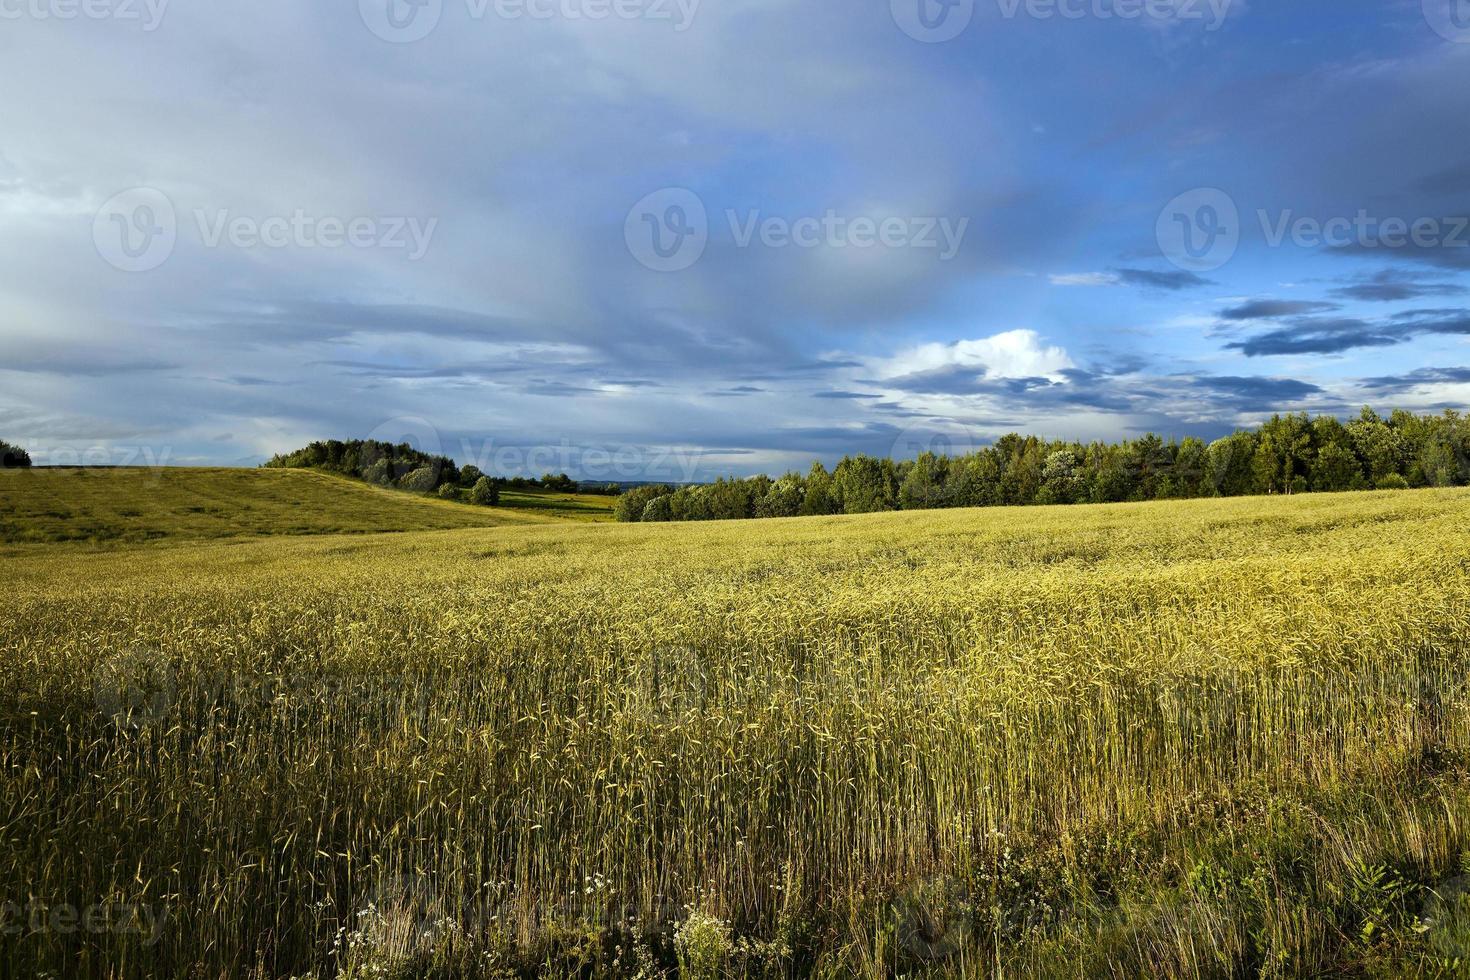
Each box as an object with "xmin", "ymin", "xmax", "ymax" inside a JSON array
[
  {"xmin": 4, "ymin": 479, "xmax": 1470, "ymax": 978},
  {"xmin": 0, "ymin": 468, "xmax": 589, "ymax": 546}
]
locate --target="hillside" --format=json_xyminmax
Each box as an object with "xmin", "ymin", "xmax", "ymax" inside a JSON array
[
  {"xmin": 6, "ymin": 487, "xmax": 1470, "ymax": 976},
  {"xmin": 0, "ymin": 467, "xmax": 588, "ymax": 545}
]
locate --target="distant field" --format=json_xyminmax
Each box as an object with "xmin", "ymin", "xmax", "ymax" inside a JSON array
[
  {"xmin": 498, "ymin": 486, "xmax": 617, "ymax": 521},
  {"xmin": 4, "ymin": 483, "xmax": 1470, "ymax": 978},
  {"xmin": 0, "ymin": 467, "xmax": 575, "ymax": 545}
]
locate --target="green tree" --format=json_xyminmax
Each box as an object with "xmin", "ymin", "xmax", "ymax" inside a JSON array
[
  {"xmin": 641, "ymin": 495, "xmax": 673, "ymax": 522},
  {"xmin": 831, "ymin": 455, "xmax": 897, "ymax": 514},
  {"xmin": 469, "ymin": 476, "xmax": 500, "ymax": 506},
  {"xmin": 0, "ymin": 440, "xmax": 31, "ymax": 468},
  {"xmin": 1205, "ymin": 432, "xmax": 1258, "ymax": 497},
  {"xmin": 898, "ymin": 452, "xmax": 952, "ymax": 510}
]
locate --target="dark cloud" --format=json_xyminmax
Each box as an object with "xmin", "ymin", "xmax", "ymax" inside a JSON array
[
  {"xmin": 1112, "ymin": 268, "xmax": 1214, "ymax": 291},
  {"xmin": 811, "ymin": 390, "xmax": 883, "ymax": 400},
  {"xmin": 1329, "ymin": 268, "xmax": 1466, "ymax": 302},
  {"xmin": 1359, "ymin": 367, "xmax": 1470, "ymax": 393},
  {"xmin": 1226, "ymin": 309, "xmax": 1470, "ymax": 357},
  {"xmin": 1189, "ymin": 375, "xmax": 1322, "ymax": 403},
  {"xmin": 1219, "ymin": 300, "xmax": 1341, "ymax": 321},
  {"xmin": 1225, "ymin": 317, "xmax": 1400, "ymax": 357}
]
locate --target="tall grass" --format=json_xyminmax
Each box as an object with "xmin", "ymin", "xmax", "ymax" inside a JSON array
[{"xmin": 3, "ymin": 488, "xmax": 1470, "ymax": 977}]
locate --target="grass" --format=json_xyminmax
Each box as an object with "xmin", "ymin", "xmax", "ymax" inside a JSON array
[
  {"xmin": 0, "ymin": 467, "xmax": 580, "ymax": 547},
  {"xmin": 497, "ymin": 488, "xmax": 617, "ymax": 522},
  {"xmin": 2, "ymin": 478, "xmax": 1470, "ymax": 977}
]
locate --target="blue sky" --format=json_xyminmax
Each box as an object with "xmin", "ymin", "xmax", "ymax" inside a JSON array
[{"xmin": 2, "ymin": 0, "xmax": 1469, "ymax": 479}]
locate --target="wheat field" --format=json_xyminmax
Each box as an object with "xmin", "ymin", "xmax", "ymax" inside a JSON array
[{"xmin": 4, "ymin": 482, "xmax": 1470, "ymax": 978}]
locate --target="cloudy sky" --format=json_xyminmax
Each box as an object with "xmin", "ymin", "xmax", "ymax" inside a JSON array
[{"xmin": 3, "ymin": 0, "xmax": 1469, "ymax": 479}]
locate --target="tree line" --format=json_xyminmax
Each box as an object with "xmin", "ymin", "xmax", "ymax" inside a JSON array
[
  {"xmin": 614, "ymin": 408, "xmax": 1470, "ymax": 523},
  {"xmin": 261, "ymin": 439, "xmax": 614, "ymax": 506},
  {"xmin": 0, "ymin": 440, "xmax": 32, "ymax": 468}
]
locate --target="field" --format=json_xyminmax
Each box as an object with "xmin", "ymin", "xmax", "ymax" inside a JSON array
[
  {"xmin": 3, "ymin": 476, "xmax": 1470, "ymax": 978},
  {"xmin": 0, "ymin": 468, "xmax": 603, "ymax": 547}
]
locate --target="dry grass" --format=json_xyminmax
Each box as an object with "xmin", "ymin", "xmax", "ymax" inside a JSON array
[{"xmin": 3, "ymin": 484, "xmax": 1470, "ymax": 977}]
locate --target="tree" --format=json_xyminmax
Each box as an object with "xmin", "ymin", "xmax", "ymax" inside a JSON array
[
  {"xmin": 756, "ymin": 475, "xmax": 806, "ymax": 518},
  {"xmin": 898, "ymin": 452, "xmax": 951, "ymax": 510},
  {"xmin": 1036, "ymin": 450, "xmax": 1084, "ymax": 505},
  {"xmin": 0, "ymin": 440, "xmax": 31, "ymax": 468},
  {"xmin": 1347, "ymin": 408, "xmax": 1403, "ymax": 485},
  {"xmin": 1306, "ymin": 415, "xmax": 1364, "ymax": 493},
  {"xmin": 641, "ymin": 495, "xmax": 674, "ymax": 522},
  {"xmin": 614, "ymin": 484, "xmax": 673, "ymax": 522},
  {"xmin": 1254, "ymin": 414, "xmax": 1313, "ymax": 494},
  {"xmin": 831, "ymin": 455, "xmax": 897, "ymax": 514},
  {"xmin": 438, "ymin": 483, "xmax": 462, "ymax": 501},
  {"xmin": 399, "ymin": 466, "xmax": 440, "ymax": 493},
  {"xmin": 469, "ymin": 476, "xmax": 500, "ymax": 506},
  {"xmin": 459, "ymin": 465, "xmax": 484, "ymax": 487},
  {"xmin": 1205, "ymin": 432, "xmax": 1257, "ymax": 497},
  {"xmin": 800, "ymin": 462, "xmax": 840, "ymax": 516}
]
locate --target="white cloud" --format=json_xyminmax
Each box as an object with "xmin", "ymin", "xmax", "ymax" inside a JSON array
[
  {"xmin": 1049, "ymin": 272, "xmax": 1119, "ymax": 287},
  {"xmin": 871, "ymin": 329, "xmax": 1075, "ymax": 382}
]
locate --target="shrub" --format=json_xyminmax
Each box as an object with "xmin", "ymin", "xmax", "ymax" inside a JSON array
[
  {"xmin": 469, "ymin": 477, "xmax": 499, "ymax": 506},
  {"xmin": 399, "ymin": 466, "xmax": 439, "ymax": 494},
  {"xmin": 1376, "ymin": 473, "xmax": 1410, "ymax": 490},
  {"xmin": 437, "ymin": 484, "xmax": 462, "ymax": 501},
  {"xmin": 674, "ymin": 907, "xmax": 732, "ymax": 980}
]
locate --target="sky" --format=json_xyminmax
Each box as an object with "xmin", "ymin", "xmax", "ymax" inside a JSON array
[{"xmin": 3, "ymin": 0, "xmax": 1470, "ymax": 480}]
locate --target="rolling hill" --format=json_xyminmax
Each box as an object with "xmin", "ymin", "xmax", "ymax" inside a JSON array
[{"xmin": 0, "ymin": 467, "xmax": 611, "ymax": 546}]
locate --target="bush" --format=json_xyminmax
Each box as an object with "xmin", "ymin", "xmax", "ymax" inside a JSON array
[
  {"xmin": 0, "ymin": 440, "xmax": 31, "ymax": 468},
  {"xmin": 399, "ymin": 466, "xmax": 439, "ymax": 493},
  {"xmin": 437, "ymin": 484, "xmax": 462, "ymax": 501},
  {"xmin": 614, "ymin": 484, "xmax": 675, "ymax": 523},
  {"xmin": 641, "ymin": 495, "xmax": 673, "ymax": 523},
  {"xmin": 469, "ymin": 477, "xmax": 499, "ymax": 506},
  {"xmin": 1376, "ymin": 473, "xmax": 1410, "ymax": 490},
  {"xmin": 363, "ymin": 458, "xmax": 393, "ymax": 486}
]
